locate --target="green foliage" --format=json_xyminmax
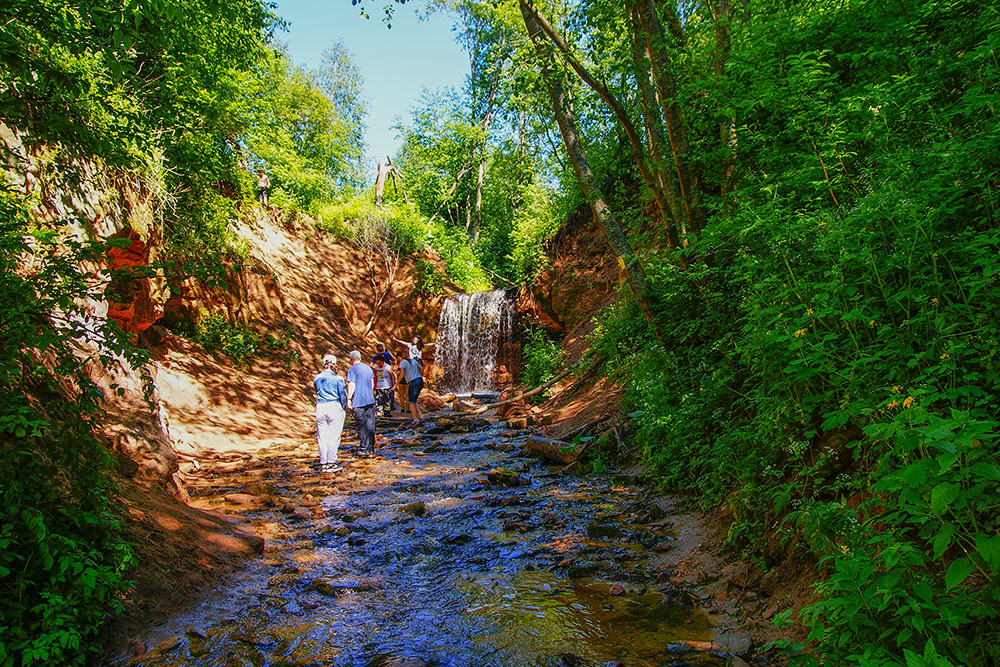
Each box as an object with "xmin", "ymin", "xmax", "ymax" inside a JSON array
[
  {"xmin": 429, "ymin": 221, "xmax": 492, "ymax": 292},
  {"xmin": 0, "ymin": 0, "xmax": 281, "ymax": 258},
  {"xmin": 180, "ymin": 315, "xmax": 293, "ymax": 366},
  {"xmin": 190, "ymin": 315, "xmax": 262, "ymax": 364},
  {"xmin": 316, "ymin": 199, "xmax": 427, "ymax": 254},
  {"xmin": 0, "ymin": 186, "xmax": 139, "ymax": 665},
  {"xmin": 391, "ymin": 12, "xmax": 565, "ymax": 287},
  {"xmin": 521, "ymin": 323, "xmax": 565, "ymax": 399},
  {"xmin": 239, "ymin": 44, "xmax": 367, "ymax": 212},
  {"xmin": 583, "ymin": 0, "xmax": 1000, "ymax": 663},
  {"xmin": 505, "ymin": 181, "xmax": 561, "ymax": 281},
  {"xmin": 314, "ymin": 196, "xmax": 492, "ymax": 292},
  {"xmin": 411, "ymin": 258, "xmax": 447, "ymax": 297}
]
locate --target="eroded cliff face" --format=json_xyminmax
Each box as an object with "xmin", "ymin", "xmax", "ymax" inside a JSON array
[
  {"xmin": 2, "ymin": 122, "xmax": 453, "ymax": 499},
  {"xmin": 527, "ymin": 206, "xmax": 623, "ymax": 335},
  {"xmin": 156, "ymin": 212, "xmax": 451, "ymax": 374},
  {"xmin": 1, "ymin": 123, "xmax": 181, "ymax": 495}
]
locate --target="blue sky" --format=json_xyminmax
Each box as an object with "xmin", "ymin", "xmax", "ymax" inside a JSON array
[{"xmin": 273, "ymin": 1, "xmax": 469, "ymax": 174}]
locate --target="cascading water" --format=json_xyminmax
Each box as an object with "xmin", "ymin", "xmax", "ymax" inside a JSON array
[{"xmin": 435, "ymin": 289, "xmax": 513, "ymax": 394}]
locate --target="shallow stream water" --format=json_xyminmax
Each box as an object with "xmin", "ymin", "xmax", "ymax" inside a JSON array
[{"xmin": 109, "ymin": 421, "xmax": 738, "ymax": 667}]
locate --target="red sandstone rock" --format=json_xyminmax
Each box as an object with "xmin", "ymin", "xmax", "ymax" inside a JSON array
[{"xmin": 418, "ymin": 389, "xmax": 445, "ymax": 411}]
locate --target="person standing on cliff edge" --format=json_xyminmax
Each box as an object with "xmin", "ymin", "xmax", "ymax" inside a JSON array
[
  {"xmin": 313, "ymin": 354, "xmax": 347, "ymax": 473},
  {"xmin": 256, "ymin": 168, "xmax": 270, "ymax": 205},
  {"xmin": 345, "ymin": 350, "xmax": 376, "ymax": 457}
]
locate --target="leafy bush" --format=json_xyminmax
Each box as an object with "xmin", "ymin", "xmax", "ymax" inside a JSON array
[
  {"xmin": 521, "ymin": 323, "xmax": 566, "ymax": 398},
  {"xmin": 587, "ymin": 1, "xmax": 1000, "ymax": 663},
  {"xmin": 411, "ymin": 258, "xmax": 446, "ymax": 297},
  {"xmin": 429, "ymin": 222, "xmax": 491, "ymax": 292},
  {"xmin": 316, "ymin": 197, "xmax": 494, "ymax": 292},
  {"xmin": 315, "ymin": 199, "xmax": 429, "ymax": 255},
  {"xmin": 0, "ymin": 187, "xmax": 138, "ymax": 665},
  {"xmin": 176, "ymin": 314, "xmax": 295, "ymax": 367},
  {"xmin": 507, "ymin": 182, "xmax": 561, "ymax": 282},
  {"xmin": 191, "ymin": 315, "xmax": 261, "ymax": 363}
]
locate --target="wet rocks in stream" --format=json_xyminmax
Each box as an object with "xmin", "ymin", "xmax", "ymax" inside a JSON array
[{"xmin": 113, "ymin": 419, "xmax": 757, "ymax": 667}]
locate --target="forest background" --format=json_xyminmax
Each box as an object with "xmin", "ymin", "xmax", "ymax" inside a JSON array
[{"xmin": 1, "ymin": 0, "xmax": 998, "ymax": 666}]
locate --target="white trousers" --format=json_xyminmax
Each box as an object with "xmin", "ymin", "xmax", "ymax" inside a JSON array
[{"xmin": 316, "ymin": 402, "xmax": 346, "ymax": 465}]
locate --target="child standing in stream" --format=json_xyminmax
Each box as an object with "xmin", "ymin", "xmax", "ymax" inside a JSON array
[{"xmin": 372, "ymin": 356, "xmax": 396, "ymax": 418}]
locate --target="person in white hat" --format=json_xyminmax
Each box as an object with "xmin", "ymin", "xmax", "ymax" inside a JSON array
[{"xmin": 313, "ymin": 354, "xmax": 347, "ymax": 472}]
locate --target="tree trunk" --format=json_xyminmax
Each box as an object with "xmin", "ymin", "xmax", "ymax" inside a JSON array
[
  {"xmin": 471, "ymin": 158, "xmax": 484, "ymax": 243},
  {"xmin": 634, "ymin": 0, "xmax": 706, "ymax": 236},
  {"xmin": 520, "ymin": 4, "xmax": 667, "ymax": 346},
  {"xmin": 628, "ymin": 4, "xmax": 685, "ymax": 233},
  {"xmin": 709, "ymin": 0, "xmax": 738, "ymax": 207},
  {"xmin": 518, "ymin": 0, "xmax": 683, "ymax": 255},
  {"xmin": 374, "ymin": 160, "xmax": 390, "ymax": 208}
]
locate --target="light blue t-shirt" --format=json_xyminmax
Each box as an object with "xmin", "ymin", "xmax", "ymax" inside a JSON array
[
  {"xmin": 346, "ymin": 361, "xmax": 376, "ymax": 408},
  {"xmin": 399, "ymin": 358, "xmax": 422, "ymax": 383},
  {"xmin": 313, "ymin": 370, "xmax": 347, "ymax": 407}
]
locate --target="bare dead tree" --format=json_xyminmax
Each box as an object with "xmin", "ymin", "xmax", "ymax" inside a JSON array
[
  {"xmin": 374, "ymin": 157, "xmax": 406, "ymax": 208},
  {"xmin": 354, "ymin": 216, "xmax": 401, "ymax": 334}
]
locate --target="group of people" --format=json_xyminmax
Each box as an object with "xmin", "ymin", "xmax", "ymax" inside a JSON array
[{"xmin": 311, "ymin": 334, "xmax": 433, "ymax": 473}]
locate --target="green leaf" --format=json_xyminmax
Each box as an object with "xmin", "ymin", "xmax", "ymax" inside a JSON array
[
  {"xmin": 932, "ymin": 524, "xmax": 956, "ymax": 560},
  {"xmin": 969, "ymin": 462, "xmax": 1000, "ymax": 481},
  {"xmin": 936, "ymin": 452, "xmax": 960, "ymax": 474},
  {"xmin": 975, "ymin": 534, "xmax": 1000, "ymax": 572},
  {"xmin": 944, "ymin": 558, "xmax": 974, "ymax": 591},
  {"xmin": 929, "ymin": 482, "xmax": 959, "ymax": 514}
]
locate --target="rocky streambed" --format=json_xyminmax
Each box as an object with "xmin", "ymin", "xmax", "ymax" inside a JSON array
[{"xmin": 106, "ymin": 415, "xmax": 777, "ymax": 667}]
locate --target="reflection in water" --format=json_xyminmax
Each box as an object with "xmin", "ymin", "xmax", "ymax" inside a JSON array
[{"xmin": 108, "ymin": 426, "xmax": 729, "ymax": 667}]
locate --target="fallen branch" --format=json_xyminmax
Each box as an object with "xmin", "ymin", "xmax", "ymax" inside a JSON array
[
  {"xmin": 484, "ymin": 266, "xmax": 518, "ymax": 288},
  {"xmin": 470, "ymin": 354, "xmax": 590, "ymax": 415},
  {"xmin": 560, "ymin": 414, "xmax": 612, "ymax": 442}
]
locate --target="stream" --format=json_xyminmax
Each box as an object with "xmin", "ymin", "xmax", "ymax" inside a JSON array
[{"xmin": 107, "ymin": 415, "xmax": 753, "ymax": 667}]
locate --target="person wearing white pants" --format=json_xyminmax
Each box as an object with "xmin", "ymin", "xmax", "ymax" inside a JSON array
[{"xmin": 313, "ymin": 354, "xmax": 348, "ymax": 473}]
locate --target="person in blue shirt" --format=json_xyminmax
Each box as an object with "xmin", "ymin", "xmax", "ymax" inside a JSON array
[
  {"xmin": 370, "ymin": 342, "xmax": 394, "ymax": 366},
  {"xmin": 313, "ymin": 354, "xmax": 348, "ymax": 473},
  {"xmin": 345, "ymin": 350, "xmax": 377, "ymax": 457}
]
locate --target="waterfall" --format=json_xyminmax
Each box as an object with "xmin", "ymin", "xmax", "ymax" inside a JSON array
[{"xmin": 435, "ymin": 289, "xmax": 513, "ymax": 394}]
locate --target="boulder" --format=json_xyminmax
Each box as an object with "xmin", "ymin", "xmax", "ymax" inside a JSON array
[
  {"xmin": 400, "ymin": 501, "xmax": 426, "ymax": 516},
  {"xmin": 507, "ymin": 417, "xmax": 528, "ymax": 429},
  {"xmin": 493, "ymin": 365, "xmax": 514, "ymax": 386},
  {"xmin": 498, "ymin": 388, "xmax": 518, "ymax": 402},
  {"xmin": 486, "ymin": 467, "xmax": 522, "ymax": 486},
  {"xmin": 452, "ymin": 399, "xmax": 475, "ymax": 412},
  {"xmin": 560, "ymin": 461, "xmax": 585, "ymax": 475},
  {"xmin": 501, "ymin": 401, "xmax": 530, "ymax": 418},
  {"xmin": 418, "ymin": 389, "xmax": 445, "ymax": 411}
]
